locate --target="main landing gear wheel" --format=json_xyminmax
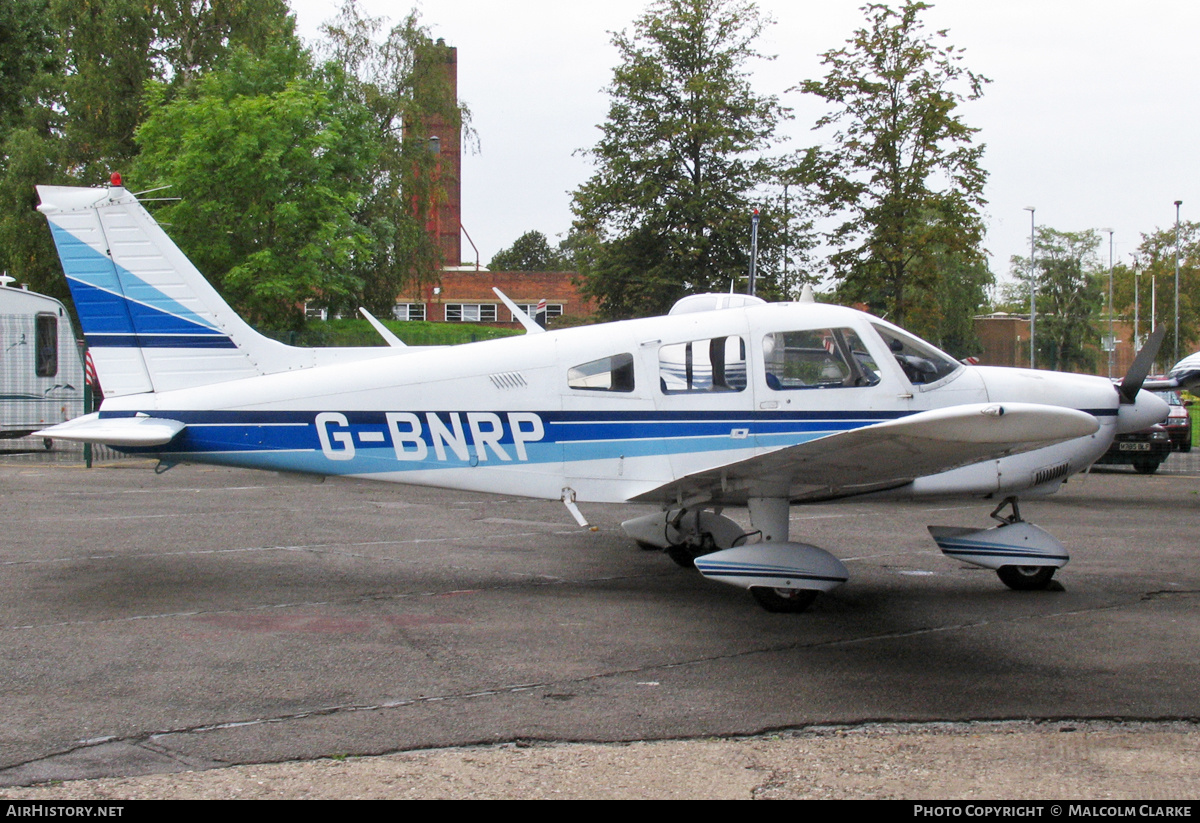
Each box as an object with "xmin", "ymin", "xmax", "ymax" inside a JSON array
[
  {"xmin": 996, "ymin": 565, "xmax": 1056, "ymax": 591},
  {"xmin": 665, "ymin": 539, "xmax": 713, "ymax": 569},
  {"xmin": 750, "ymin": 587, "xmax": 818, "ymax": 613}
]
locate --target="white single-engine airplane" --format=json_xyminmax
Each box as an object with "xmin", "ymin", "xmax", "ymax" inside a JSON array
[{"xmin": 34, "ymin": 180, "xmax": 1194, "ymax": 612}]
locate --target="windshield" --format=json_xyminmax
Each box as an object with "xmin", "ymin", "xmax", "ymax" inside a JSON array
[{"xmin": 871, "ymin": 323, "xmax": 962, "ymax": 386}]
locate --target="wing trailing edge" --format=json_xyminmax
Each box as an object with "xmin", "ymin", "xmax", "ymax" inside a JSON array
[{"xmin": 630, "ymin": 402, "xmax": 1100, "ymax": 506}]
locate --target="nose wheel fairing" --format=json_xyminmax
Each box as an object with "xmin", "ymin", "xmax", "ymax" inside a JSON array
[{"xmin": 929, "ymin": 496, "xmax": 1068, "ymax": 591}]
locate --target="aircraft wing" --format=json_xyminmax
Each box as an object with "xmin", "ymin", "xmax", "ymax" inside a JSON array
[
  {"xmin": 629, "ymin": 402, "xmax": 1100, "ymax": 506},
  {"xmin": 36, "ymin": 413, "xmax": 185, "ymax": 447}
]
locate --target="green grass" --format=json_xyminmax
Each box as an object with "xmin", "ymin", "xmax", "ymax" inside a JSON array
[{"xmin": 260, "ymin": 318, "xmax": 521, "ymax": 348}]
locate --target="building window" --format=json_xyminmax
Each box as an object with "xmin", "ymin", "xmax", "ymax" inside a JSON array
[
  {"xmin": 393, "ymin": 303, "xmax": 426, "ymax": 321},
  {"xmin": 512, "ymin": 304, "xmax": 564, "ymax": 322},
  {"xmin": 445, "ymin": 303, "xmax": 498, "ymax": 323}
]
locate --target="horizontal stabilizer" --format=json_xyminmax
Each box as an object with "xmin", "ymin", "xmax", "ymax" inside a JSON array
[{"xmin": 36, "ymin": 413, "xmax": 185, "ymax": 447}]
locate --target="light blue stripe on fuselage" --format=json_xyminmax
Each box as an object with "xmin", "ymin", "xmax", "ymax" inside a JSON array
[{"xmin": 103, "ymin": 409, "xmax": 895, "ymax": 476}]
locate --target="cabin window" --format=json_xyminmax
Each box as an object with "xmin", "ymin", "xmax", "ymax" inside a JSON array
[
  {"xmin": 393, "ymin": 303, "xmax": 426, "ymax": 321},
  {"xmin": 569, "ymin": 353, "xmax": 635, "ymax": 392},
  {"xmin": 762, "ymin": 328, "xmax": 880, "ymax": 390},
  {"xmin": 659, "ymin": 336, "xmax": 746, "ymax": 393},
  {"xmin": 445, "ymin": 303, "xmax": 498, "ymax": 323},
  {"xmin": 871, "ymin": 324, "xmax": 960, "ymax": 385},
  {"xmin": 35, "ymin": 314, "xmax": 57, "ymax": 377}
]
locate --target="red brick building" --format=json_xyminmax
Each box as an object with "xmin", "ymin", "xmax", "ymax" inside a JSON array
[
  {"xmin": 973, "ymin": 314, "xmax": 1179, "ymax": 376},
  {"xmin": 402, "ymin": 41, "xmax": 591, "ymax": 330},
  {"xmin": 394, "ymin": 269, "xmax": 593, "ymax": 328}
]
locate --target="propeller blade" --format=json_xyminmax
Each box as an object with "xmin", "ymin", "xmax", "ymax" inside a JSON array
[{"xmin": 1120, "ymin": 326, "xmax": 1166, "ymax": 403}]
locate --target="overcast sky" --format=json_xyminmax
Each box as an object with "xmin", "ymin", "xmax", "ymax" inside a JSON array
[{"xmin": 290, "ymin": 0, "xmax": 1198, "ymax": 289}]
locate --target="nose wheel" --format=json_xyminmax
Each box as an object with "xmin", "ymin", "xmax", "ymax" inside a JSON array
[
  {"xmin": 996, "ymin": 564, "xmax": 1057, "ymax": 591},
  {"xmin": 750, "ymin": 587, "xmax": 818, "ymax": 613}
]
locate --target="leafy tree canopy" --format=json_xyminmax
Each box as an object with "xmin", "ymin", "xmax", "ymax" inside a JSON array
[
  {"xmin": 1103, "ymin": 221, "xmax": 1200, "ymax": 368},
  {"xmin": 797, "ymin": 0, "xmax": 990, "ymax": 336},
  {"xmin": 317, "ymin": 1, "xmax": 469, "ymax": 316},
  {"xmin": 0, "ymin": 0, "xmax": 297, "ymax": 303},
  {"xmin": 572, "ymin": 0, "xmax": 789, "ymax": 319},
  {"xmin": 489, "ymin": 231, "xmax": 571, "ymax": 271},
  {"xmin": 132, "ymin": 41, "xmax": 376, "ymax": 329},
  {"xmin": 1006, "ymin": 227, "xmax": 1103, "ymax": 372}
]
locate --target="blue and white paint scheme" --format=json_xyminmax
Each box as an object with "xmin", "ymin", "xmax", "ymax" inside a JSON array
[{"xmin": 35, "ymin": 181, "xmax": 1177, "ymax": 611}]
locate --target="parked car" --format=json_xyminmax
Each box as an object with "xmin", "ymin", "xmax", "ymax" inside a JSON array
[
  {"xmin": 1153, "ymin": 389, "xmax": 1192, "ymax": 452},
  {"xmin": 1096, "ymin": 423, "xmax": 1172, "ymax": 474}
]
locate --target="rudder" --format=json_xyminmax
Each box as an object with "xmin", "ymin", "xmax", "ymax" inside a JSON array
[{"xmin": 37, "ymin": 181, "xmax": 308, "ymax": 396}]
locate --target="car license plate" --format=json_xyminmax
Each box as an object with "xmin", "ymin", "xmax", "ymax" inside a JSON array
[{"xmin": 1119, "ymin": 442, "xmax": 1151, "ymax": 451}]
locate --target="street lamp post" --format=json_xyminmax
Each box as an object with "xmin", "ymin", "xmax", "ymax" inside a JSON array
[
  {"xmin": 1174, "ymin": 200, "xmax": 1182, "ymax": 365},
  {"xmin": 1024, "ymin": 207, "xmax": 1036, "ymax": 368},
  {"xmin": 1132, "ymin": 255, "xmax": 1140, "ymax": 352},
  {"xmin": 1106, "ymin": 229, "xmax": 1114, "ymax": 378}
]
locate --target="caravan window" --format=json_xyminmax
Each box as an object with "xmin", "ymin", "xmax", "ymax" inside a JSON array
[{"xmin": 35, "ymin": 314, "xmax": 57, "ymax": 377}]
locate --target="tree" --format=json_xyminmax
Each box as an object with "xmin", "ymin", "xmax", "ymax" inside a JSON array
[
  {"xmin": 318, "ymin": 1, "xmax": 470, "ymax": 317},
  {"xmin": 132, "ymin": 41, "xmax": 377, "ymax": 329},
  {"xmin": 572, "ymin": 0, "xmax": 787, "ymax": 319},
  {"xmin": 1128, "ymin": 222, "xmax": 1200, "ymax": 367},
  {"xmin": 798, "ymin": 0, "xmax": 989, "ymax": 334},
  {"xmin": 1008, "ymin": 227, "xmax": 1103, "ymax": 372},
  {"xmin": 489, "ymin": 231, "xmax": 570, "ymax": 271},
  {"xmin": 0, "ymin": 0, "xmax": 298, "ymax": 301},
  {"xmin": 0, "ymin": 0, "xmax": 64, "ymax": 299}
]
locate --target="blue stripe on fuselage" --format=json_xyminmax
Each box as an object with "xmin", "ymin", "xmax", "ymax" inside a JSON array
[
  {"xmin": 99, "ymin": 409, "xmax": 899, "ymax": 474},
  {"xmin": 98, "ymin": 406, "xmax": 1114, "ymax": 476}
]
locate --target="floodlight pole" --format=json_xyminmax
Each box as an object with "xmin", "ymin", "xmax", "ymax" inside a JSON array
[
  {"xmin": 1024, "ymin": 207, "xmax": 1036, "ymax": 368},
  {"xmin": 1106, "ymin": 229, "xmax": 1114, "ymax": 378},
  {"xmin": 1174, "ymin": 200, "xmax": 1182, "ymax": 365},
  {"xmin": 748, "ymin": 209, "xmax": 760, "ymax": 297},
  {"xmin": 1132, "ymin": 255, "xmax": 1140, "ymax": 351}
]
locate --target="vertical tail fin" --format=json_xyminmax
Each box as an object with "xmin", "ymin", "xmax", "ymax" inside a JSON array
[{"xmin": 36, "ymin": 183, "xmax": 308, "ymax": 396}]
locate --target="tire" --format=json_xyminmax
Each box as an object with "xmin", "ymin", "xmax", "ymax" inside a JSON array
[
  {"xmin": 750, "ymin": 586, "xmax": 818, "ymax": 613},
  {"xmin": 1132, "ymin": 459, "xmax": 1160, "ymax": 475},
  {"xmin": 996, "ymin": 565, "xmax": 1056, "ymax": 591},
  {"xmin": 665, "ymin": 542, "xmax": 706, "ymax": 569},
  {"xmin": 664, "ymin": 531, "xmax": 719, "ymax": 569}
]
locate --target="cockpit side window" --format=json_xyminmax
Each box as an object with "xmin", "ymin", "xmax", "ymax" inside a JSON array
[
  {"xmin": 569, "ymin": 353, "xmax": 635, "ymax": 392},
  {"xmin": 762, "ymin": 328, "xmax": 880, "ymax": 390},
  {"xmin": 659, "ymin": 336, "xmax": 747, "ymax": 393},
  {"xmin": 871, "ymin": 324, "xmax": 961, "ymax": 385}
]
